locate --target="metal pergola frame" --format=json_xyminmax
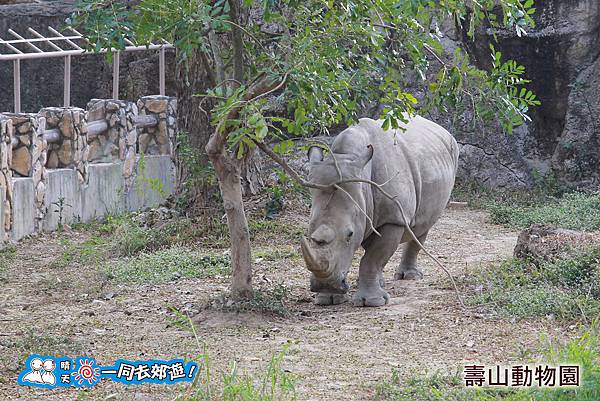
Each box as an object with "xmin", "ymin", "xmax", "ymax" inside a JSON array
[{"xmin": 0, "ymin": 26, "xmax": 174, "ymax": 113}]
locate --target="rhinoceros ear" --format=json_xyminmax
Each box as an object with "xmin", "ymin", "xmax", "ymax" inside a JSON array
[
  {"xmin": 307, "ymin": 146, "xmax": 324, "ymax": 163},
  {"xmin": 356, "ymin": 144, "xmax": 374, "ymax": 169}
]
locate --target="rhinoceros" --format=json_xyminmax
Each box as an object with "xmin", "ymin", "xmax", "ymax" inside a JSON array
[{"xmin": 300, "ymin": 116, "xmax": 458, "ymax": 307}]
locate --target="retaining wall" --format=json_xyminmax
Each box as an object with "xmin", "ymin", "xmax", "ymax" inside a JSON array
[{"xmin": 0, "ymin": 95, "xmax": 177, "ymax": 243}]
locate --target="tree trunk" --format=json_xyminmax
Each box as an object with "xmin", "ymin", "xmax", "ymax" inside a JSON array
[
  {"xmin": 175, "ymin": 49, "xmax": 216, "ymax": 209},
  {"xmin": 240, "ymin": 148, "xmax": 265, "ymax": 196},
  {"xmin": 208, "ymin": 150, "xmax": 253, "ymax": 299}
]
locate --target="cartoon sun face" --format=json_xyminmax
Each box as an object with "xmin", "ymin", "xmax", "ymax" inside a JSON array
[{"xmin": 72, "ymin": 359, "xmax": 100, "ymax": 386}]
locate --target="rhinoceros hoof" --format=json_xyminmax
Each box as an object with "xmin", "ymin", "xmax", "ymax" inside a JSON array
[
  {"xmin": 314, "ymin": 293, "xmax": 349, "ymax": 306},
  {"xmin": 352, "ymin": 289, "xmax": 390, "ymax": 307},
  {"xmin": 394, "ymin": 269, "xmax": 423, "ymax": 280}
]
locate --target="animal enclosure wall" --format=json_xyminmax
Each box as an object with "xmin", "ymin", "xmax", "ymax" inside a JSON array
[{"xmin": 0, "ymin": 95, "xmax": 176, "ymax": 243}]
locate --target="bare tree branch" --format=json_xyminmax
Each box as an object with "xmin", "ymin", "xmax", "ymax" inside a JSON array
[
  {"xmin": 334, "ymin": 184, "xmax": 381, "ymax": 237},
  {"xmin": 307, "ymin": 139, "xmax": 343, "ymax": 181},
  {"xmin": 251, "ymin": 139, "xmax": 330, "ymax": 190}
]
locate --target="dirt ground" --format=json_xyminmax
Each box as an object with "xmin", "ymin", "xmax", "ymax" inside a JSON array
[{"xmin": 0, "ymin": 206, "xmax": 574, "ymax": 400}]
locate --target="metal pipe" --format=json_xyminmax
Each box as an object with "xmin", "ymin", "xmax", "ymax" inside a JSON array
[
  {"xmin": 159, "ymin": 47, "xmax": 165, "ymax": 96},
  {"xmin": 133, "ymin": 114, "xmax": 159, "ymax": 128},
  {"xmin": 10, "ymin": 115, "xmax": 161, "ymax": 148},
  {"xmin": 64, "ymin": 55, "xmax": 71, "ymax": 107},
  {"xmin": 0, "ymin": 34, "xmax": 24, "ymax": 54},
  {"xmin": 11, "ymin": 128, "xmax": 61, "ymax": 148},
  {"xmin": 47, "ymin": 26, "xmax": 83, "ymax": 51},
  {"xmin": 13, "ymin": 59, "xmax": 20, "ymax": 113},
  {"xmin": 8, "ymin": 29, "xmax": 42, "ymax": 53},
  {"xmin": 1, "ymin": 34, "xmax": 81, "ymax": 45},
  {"xmin": 0, "ymin": 44, "xmax": 173, "ymax": 61},
  {"xmin": 87, "ymin": 120, "xmax": 108, "ymax": 137},
  {"xmin": 27, "ymin": 27, "xmax": 64, "ymax": 51},
  {"xmin": 112, "ymin": 51, "xmax": 120, "ymax": 100}
]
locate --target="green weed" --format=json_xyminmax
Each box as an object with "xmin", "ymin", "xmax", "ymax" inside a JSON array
[
  {"xmin": 173, "ymin": 313, "xmax": 296, "ymax": 401},
  {"xmin": 107, "ymin": 246, "xmax": 230, "ymax": 284},
  {"xmin": 488, "ymin": 191, "xmax": 600, "ymax": 230},
  {"xmin": 254, "ymin": 246, "xmax": 299, "ymax": 262},
  {"xmin": 49, "ymin": 236, "xmax": 110, "ymax": 269},
  {"xmin": 249, "ymin": 219, "xmax": 304, "ymax": 243},
  {"xmin": 375, "ymin": 322, "xmax": 600, "ymax": 401},
  {"xmin": 0, "ymin": 245, "xmax": 16, "ymax": 280},
  {"xmin": 212, "ymin": 282, "xmax": 291, "ymax": 317},
  {"xmin": 467, "ymin": 246, "xmax": 600, "ymax": 321},
  {"xmin": 0, "ymin": 329, "xmax": 83, "ymax": 372},
  {"xmin": 452, "ymin": 180, "xmax": 600, "ymax": 231}
]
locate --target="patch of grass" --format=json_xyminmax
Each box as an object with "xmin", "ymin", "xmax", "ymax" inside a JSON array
[
  {"xmin": 0, "ymin": 329, "xmax": 83, "ymax": 373},
  {"xmin": 488, "ymin": 192, "xmax": 600, "ymax": 231},
  {"xmin": 172, "ymin": 313, "xmax": 296, "ymax": 401},
  {"xmin": 212, "ymin": 282, "xmax": 291, "ymax": 317},
  {"xmin": 111, "ymin": 220, "xmax": 160, "ymax": 256},
  {"xmin": 49, "ymin": 236, "xmax": 109, "ymax": 269},
  {"xmin": 109, "ymin": 216, "xmax": 230, "ymax": 256},
  {"xmin": 254, "ymin": 246, "xmax": 299, "ymax": 262},
  {"xmin": 71, "ymin": 212, "xmax": 132, "ymax": 234},
  {"xmin": 452, "ymin": 180, "xmax": 600, "ymax": 231},
  {"xmin": 249, "ymin": 219, "xmax": 304, "ymax": 243},
  {"xmin": 467, "ymin": 246, "xmax": 600, "ymax": 321},
  {"xmin": 74, "ymin": 209, "xmax": 302, "ymax": 261},
  {"xmin": 184, "ymin": 348, "xmax": 296, "ymax": 401},
  {"xmin": 0, "ymin": 245, "xmax": 16, "ymax": 280},
  {"xmin": 107, "ymin": 246, "xmax": 230, "ymax": 284},
  {"xmin": 375, "ymin": 322, "xmax": 600, "ymax": 401},
  {"xmin": 375, "ymin": 370, "xmax": 494, "ymax": 401},
  {"xmin": 170, "ymin": 308, "xmax": 297, "ymax": 401}
]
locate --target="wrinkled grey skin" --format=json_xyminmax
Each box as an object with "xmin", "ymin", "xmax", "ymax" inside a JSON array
[{"xmin": 301, "ymin": 116, "xmax": 458, "ymax": 307}]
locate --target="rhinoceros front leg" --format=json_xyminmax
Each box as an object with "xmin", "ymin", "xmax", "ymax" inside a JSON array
[
  {"xmin": 353, "ymin": 224, "xmax": 403, "ymax": 307},
  {"xmin": 395, "ymin": 230, "xmax": 428, "ymax": 280}
]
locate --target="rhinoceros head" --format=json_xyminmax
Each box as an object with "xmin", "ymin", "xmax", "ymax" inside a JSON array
[{"xmin": 301, "ymin": 145, "xmax": 373, "ymax": 294}]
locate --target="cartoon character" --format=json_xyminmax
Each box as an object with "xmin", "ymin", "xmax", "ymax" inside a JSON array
[
  {"xmin": 22, "ymin": 358, "xmax": 44, "ymax": 384},
  {"xmin": 42, "ymin": 359, "xmax": 56, "ymax": 385}
]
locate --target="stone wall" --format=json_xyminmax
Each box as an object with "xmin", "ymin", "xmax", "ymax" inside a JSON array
[
  {"xmin": 0, "ymin": 95, "xmax": 177, "ymax": 243},
  {"xmin": 0, "ymin": 116, "xmax": 12, "ymax": 237},
  {"xmin": 137, "ymin": 96, "xmax": 177, "ymax": 157},
  {"xmin": 4, "ymin": 113, "xmax": 47, "ymax": 229},
  {"xmin": 40, "ymin": 108, "xmax": 88, "ymax": 184}
]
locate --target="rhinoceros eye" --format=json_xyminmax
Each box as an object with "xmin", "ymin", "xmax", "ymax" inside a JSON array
[{"xmin": 346, "ymin": 230, "xmax": 354, "ymax": 239}]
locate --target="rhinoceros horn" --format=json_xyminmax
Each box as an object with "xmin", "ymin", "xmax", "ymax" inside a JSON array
[{"xmin": 301, "ymin": 236, "xmax": 329, "ymax": 278}]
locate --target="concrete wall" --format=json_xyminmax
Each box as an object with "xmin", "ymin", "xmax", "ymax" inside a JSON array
[
  {"xmin": 10, "ymin": 155, "xmax": 174, "ymax": 238},
  {"xmin": 11, "ymin": 178, "xmax": 35, "ymax": 240},
  {"xmin": 81, "ymin": 162, "xmax": 125, "ymax": 222}
]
